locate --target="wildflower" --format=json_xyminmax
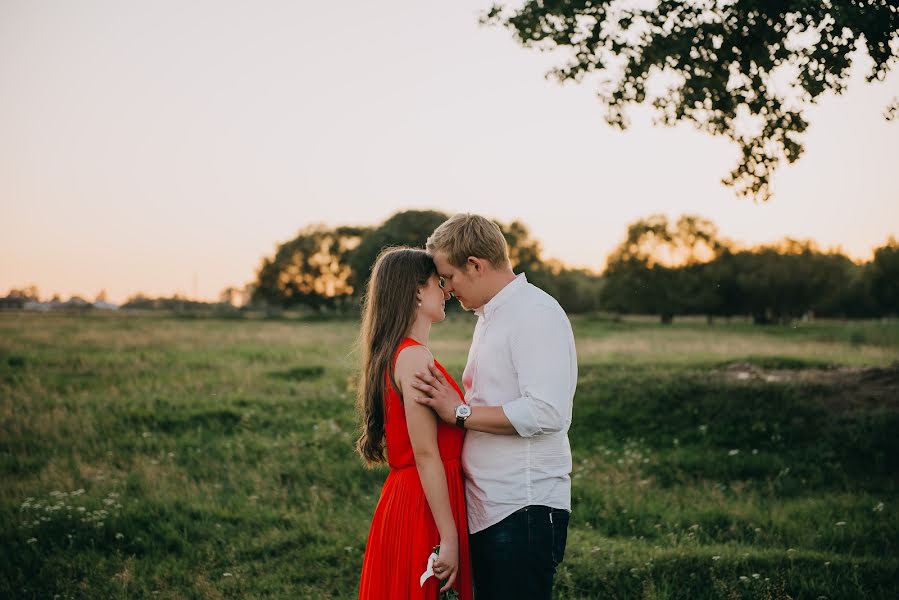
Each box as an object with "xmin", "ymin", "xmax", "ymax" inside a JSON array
[
  {"xmin": 728, "ymin": 449, "xmax": 740, "ymax": 456},
  {"xmin": 712, "ymin": 556, "xmax": 721, "ymax": 561},
  {"xmin": 873, "ymin": 502, "xmax": 884, "ymax": 513},
  {"xmin": 752, "ymin": 573, "xmax": 760, "ymax": 579},
  {"xmin": 835, "ymin": 521, "xmax": 846, "ymax": 527},
  {"xmin": 115, "ymin": 533, "xmax": 124, "ymax": 540},
  {"xmin": 739, "ymin": 575, "xmax": 749, "ymax": 583},
  {"xmin": 223, "ymin": 572, "xmax": 233, "ymax": 577},
  {"xmin": 26, "ymin": 537, "xmax": 37, "ymax": 544}
]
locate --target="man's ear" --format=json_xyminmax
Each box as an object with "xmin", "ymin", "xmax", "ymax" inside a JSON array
[{"xmin": 467, "ymin": 256, "xmax": 483, "ymax": 273}]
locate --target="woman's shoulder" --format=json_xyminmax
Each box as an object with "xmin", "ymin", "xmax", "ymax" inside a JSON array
[{"xmin": 394, "ymin": 340, "xmax": 433, "ymax": 376}]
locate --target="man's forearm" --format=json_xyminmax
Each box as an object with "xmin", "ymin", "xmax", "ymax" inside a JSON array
[{"xmin": 462, "ymin": 406, "xmax": 518, "ymax": 435}]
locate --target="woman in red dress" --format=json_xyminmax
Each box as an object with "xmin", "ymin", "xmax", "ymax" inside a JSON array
[{"xmin": 356, "ymin": 247, "xmax": 472, "ymax": 599}]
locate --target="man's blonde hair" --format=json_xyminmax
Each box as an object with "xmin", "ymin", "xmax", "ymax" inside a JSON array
[{"xmin": 426, "ymin": 213, "xmax": 510, "ymax": 269}]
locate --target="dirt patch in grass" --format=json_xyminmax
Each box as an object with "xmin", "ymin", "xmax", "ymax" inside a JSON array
[{"xmin": 718, "ymin": 361, "xmax": 899, "ymax": 413}]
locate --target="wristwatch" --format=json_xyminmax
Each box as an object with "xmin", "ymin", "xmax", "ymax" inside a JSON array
[{"xmin": 454, "ymin": 403, "xmax": 471, "ymax": 428}]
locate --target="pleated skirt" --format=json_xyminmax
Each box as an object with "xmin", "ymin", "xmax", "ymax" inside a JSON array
[{"xmin": 358, "ymin": 457, "xmax": 472, "ymax": 600}]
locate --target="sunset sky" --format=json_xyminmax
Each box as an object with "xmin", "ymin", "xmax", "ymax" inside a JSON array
[{"xmin": 2, "ymin": 1, "xmax": 897, "ymax": 304}]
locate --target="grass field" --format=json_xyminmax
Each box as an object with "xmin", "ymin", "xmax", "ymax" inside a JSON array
[{"xmin": 1, "ymin": 311, "xmax": 898, "ymax": 599}]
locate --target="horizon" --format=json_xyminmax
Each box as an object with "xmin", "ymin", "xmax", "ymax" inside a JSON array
[{"xmin": 4, "ymin": 209, "xmax": 896, "ymax": 306}]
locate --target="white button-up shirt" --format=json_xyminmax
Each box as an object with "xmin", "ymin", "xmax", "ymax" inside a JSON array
[{"xmin": 460, "ymin": 273, "xmax": 577, "ymax": 534}]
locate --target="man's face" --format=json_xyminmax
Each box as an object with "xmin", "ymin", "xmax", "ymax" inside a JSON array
[{"xmin": 432, "ymin": 251, "xmax": 481, "ymax": 311}]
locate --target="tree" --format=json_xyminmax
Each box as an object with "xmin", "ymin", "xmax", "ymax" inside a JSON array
[
  {"xmin": 498, "ymin": 219, "xmax": 545, "ymax": 273},
  {"xmin": 729, "ymin": 240, "xmax": 852, "ymax": 324},
  {"xmin": 346, "ymin": 210, "xmax": 450, "ymax": 291},
  {"xmin": 601, "ymin": 214, "xmax": 728, "ymax": 322},
  {"xmin": 868, "ymin": 237, "xmax": 899, "ymax": 315},
  {"xmin": 483, "ymin": 1, "xmax": 899, "ymax": 201},
  {"xmin": 7, "ymin": 285, "xmax": 40, "ymax": 301},
  {"xmin": 219, "ymin": 286, "xmax": 244, "ymax": 307},
  {"xmin": 601, "ymin": 258, "xmax": 683, "ymax": 323},
  {"xmin": 253, "ymin": 225, "xmax": 367, "ymax": 311}
]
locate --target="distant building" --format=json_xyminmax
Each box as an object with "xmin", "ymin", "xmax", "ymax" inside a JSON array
[
  {"xmin": 23, "ymin": 301, "xmax": 51, "ymax": 311},
  {"xmin": 93, "ymin": 301, "xmax": 119, "ymax": 310}
]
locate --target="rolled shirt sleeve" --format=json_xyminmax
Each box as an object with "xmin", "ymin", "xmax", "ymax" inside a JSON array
[{"xmin": 502, "ymin": 304, "xmax": 575, "ymax": 438}]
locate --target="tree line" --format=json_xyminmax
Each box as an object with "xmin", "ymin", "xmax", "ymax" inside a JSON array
[
  {"xmin": 247, "ymin": 210, "xmax": 603, "ymax": 316},
  {"xmin": 601, "ymin": 215, "xmax": 898, "ymax": 324},
  {"xmin": 6, "ymin": 210, "xmax": 895, "ymax": 323},
  {"xmin": 246, "ymin": 210, "xmax": 898, "ymax": 323}
]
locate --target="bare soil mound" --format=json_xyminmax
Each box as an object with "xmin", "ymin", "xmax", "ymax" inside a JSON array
[{"xmin": 719, "ymin": 361, "xmax": 899, "ymax": 413}]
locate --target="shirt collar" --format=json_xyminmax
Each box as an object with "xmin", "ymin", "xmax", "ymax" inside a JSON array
[{"xmin": 474, "ymin": 272, "xmax": 527, "ymax": 320}]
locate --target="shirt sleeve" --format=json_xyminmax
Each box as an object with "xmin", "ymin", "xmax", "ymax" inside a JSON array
[{"xmin": 501, "ymin": 304, "xmax": 574, "ymax": 437}]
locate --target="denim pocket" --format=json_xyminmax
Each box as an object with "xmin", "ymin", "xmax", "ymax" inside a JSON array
[{"xmin": 550, "ymin": 509, "xmax": 570, "ymax": 567}]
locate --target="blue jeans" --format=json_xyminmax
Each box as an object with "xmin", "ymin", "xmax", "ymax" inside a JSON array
[{"xmin": 469, "ymin": 505, "xmax": 570, "ymax": 600}]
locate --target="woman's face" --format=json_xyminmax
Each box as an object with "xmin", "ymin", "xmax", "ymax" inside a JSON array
[{"xmin": 418, "ymin": 273, "xmax": 450, "ymax": 323}]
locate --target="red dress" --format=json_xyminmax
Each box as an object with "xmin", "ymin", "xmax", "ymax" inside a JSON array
[{"xmin": 358, "ymin": 337, "xmax": 473, "ymax": 600}]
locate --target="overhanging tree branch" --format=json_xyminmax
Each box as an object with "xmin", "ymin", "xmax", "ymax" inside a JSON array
[{"xmin": 483, "ymin": 0, "xmax": 899, "ymax": 201}]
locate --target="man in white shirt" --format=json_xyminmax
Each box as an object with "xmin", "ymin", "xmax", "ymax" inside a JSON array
[{"xmin": 412, "ymin": 213, "xmax": 577, "ymax": 600}]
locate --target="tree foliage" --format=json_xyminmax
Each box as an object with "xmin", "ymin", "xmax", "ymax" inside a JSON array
[
  {"xmin": 252, "ymin": 225, "xmax": 368, "ymax": 310},
  {"xmin": 346, "ymin": 210, "xmax": 450, "ymax": 291},
  {"xmin": 602, "ymin": 214, "xmax": 728, "ymax": 322},
  {"xmin": 602, "ymin": 215, "xmax": 895, "ymax": 323},
  {"xmin": 868, "ymin": 237, "xmax": 899, "ymax": 315},
  {"xmin": 247, "ymin": 211, "xmax": 895, "ymax": 319},
  {"xmin": 249, "ymin": 211, "xmax": 605, "ymax": 313},
  {"xmin": 484, "ymin": 1, "xmax": 899, "ymax": 201}
]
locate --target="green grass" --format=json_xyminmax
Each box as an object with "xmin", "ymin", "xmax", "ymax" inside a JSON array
[{"xmin": 1, "ymin": 312, "xmax": 897, "ymax": 599}]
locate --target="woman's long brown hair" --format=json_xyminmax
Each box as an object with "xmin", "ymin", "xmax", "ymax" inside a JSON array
[{"xmin": 355, "ymin": 247, "xmax": 437, "ymax": 466}]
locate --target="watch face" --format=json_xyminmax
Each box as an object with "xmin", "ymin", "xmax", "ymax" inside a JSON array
[{"xmin": 457, "ymin": 404, "xmax": 471, "ymax": 418}]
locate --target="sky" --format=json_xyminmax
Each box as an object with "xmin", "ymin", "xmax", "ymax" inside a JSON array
[{"xmin": 1, "ymin": 1, "xmax": 897, "ymax": 304}]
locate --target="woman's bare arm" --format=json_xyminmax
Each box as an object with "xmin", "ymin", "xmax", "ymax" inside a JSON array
[{"xmin": 395, "ymin": 345, "xmax": 459, "ymax": 591}]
